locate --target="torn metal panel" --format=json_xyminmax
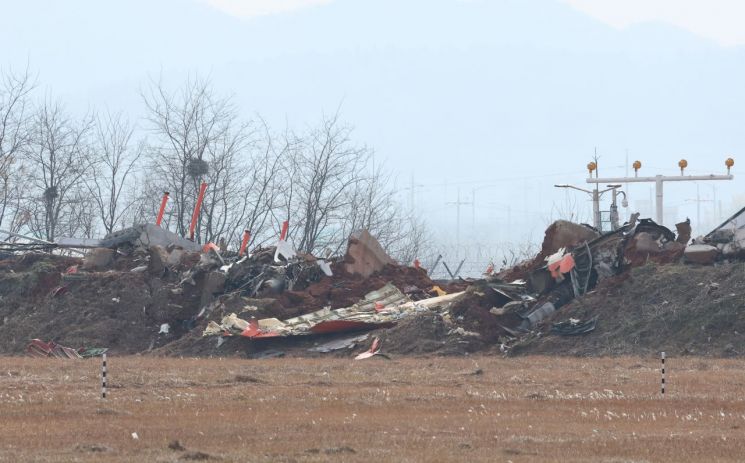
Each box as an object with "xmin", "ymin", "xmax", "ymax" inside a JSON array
[
  {"xmin": 56, "ymin": 237, "xmax": 103, "ymax": 248},
  {"xmin": 355, "ymin": 337, "xmax": 387, "ymax": 360},
  {"xmin": 204, "ymin": 283, "xmax": 463, "ymax": 339},
  {"xmin": 524, "ymin": 302, "xmax": 556, "ymax": 326},
  {"xmin": 101, "ymin": 224, "xmax": 202, "ymax": 252},
  {"xmin": 570, "ymin": 241, "xmax": 593, "ymax": 297},
  {"xmin": 26, "ymin": 339, "xmax": 107, "ymax": 359},
  {"xmin": 705, "ymin": 205, "xmax": 745, "ymax": 239}
]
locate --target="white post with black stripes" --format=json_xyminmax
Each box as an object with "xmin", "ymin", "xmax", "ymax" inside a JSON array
[
  {"xmin": 101, "ymin": 353, "xmax": 107, "ymax": 399},
  {"xmin": 660, "ymin": 351, "xmax": 665, "ymax": 396}
]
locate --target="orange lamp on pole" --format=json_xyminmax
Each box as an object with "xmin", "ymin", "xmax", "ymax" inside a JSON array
[
  {"xmin": 679, "ymin": 159, "xmax": 688, "ymax": 175},
  {"xmin": 633, "ymin": 160, "xmax": 641, "ymax": 177},
  {"xmin": 239, "ymin": 229, "xmax": 251, "ymax": 257},
  {"xmin": 726, "ymin": 157, "xmax": 735, "ymax": 174},
  {"xmin": 189, "ymin": 182, "xmax": 208, "ymax": 241},
  {"xmin": 155, "ymin": 192, "xmax": 169, "ymax": 227},
  {"xmin": 587, "ymin": 161, "xmax": 597, "ymax": 177}
]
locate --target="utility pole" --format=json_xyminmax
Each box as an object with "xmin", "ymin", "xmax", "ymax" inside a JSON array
[
  {"xmin": 554, "ymin": 183, "xmax": 624, "ymax": 231},
  {"xmin": 685, "ymin": 183, "xmax": 714, "ymax": 234},
  {"xmin": 586, "ymin": 158, "xmax": 734, "ymax": 226},
  {"xmin": 447, "ymin": 188, "xmax": 472, "ymax": 256}
]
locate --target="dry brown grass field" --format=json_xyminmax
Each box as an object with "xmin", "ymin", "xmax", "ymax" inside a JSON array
[{"xmin": 1, "ymin": 355, "xmax": 744, "ymax": 462}]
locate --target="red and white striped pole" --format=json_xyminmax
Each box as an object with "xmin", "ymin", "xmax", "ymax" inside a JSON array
[
  {"xmin": 189, "ymin": 182, "xmax": 208, "ymax": 241},
  {"xmin": 155, "ymin": 191, "xmax": 169, "ymax": 226},
  {"xmin": 239, "ymin": 229, "xmax": 251, "ymax": 257}
]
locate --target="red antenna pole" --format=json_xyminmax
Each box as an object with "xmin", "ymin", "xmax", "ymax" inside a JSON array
[
  {"xmin": 189, "ymin": 182, "xmax": 208, "ymax": 241},
  {"xmin": 239, "ymin": 229, "xmax": 251, "ymax": 257},
  {"xmin": 279, "ymin": 220, "xmax": 289, "ymax": 240},
  {"xmin": 155, "ymin": 192, "xmax": 169, "ymax": 226}
]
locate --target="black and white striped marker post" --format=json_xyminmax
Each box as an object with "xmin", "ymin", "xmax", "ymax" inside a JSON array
[
  {"xmin": 660, "ymin": 351, "xmax": 665, "ymax": 396},
  {"xmin": 101, "ymin": 353, "xmax": 107, "ymax": 400}
]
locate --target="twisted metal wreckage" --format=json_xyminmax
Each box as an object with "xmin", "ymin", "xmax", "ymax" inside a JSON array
[{"xmin": 203, "ymin": 214, "xmax": 687, "ymax": 342}]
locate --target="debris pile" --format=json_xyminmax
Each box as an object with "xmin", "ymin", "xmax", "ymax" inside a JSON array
[
  {"xmin": 2, "ymin": 209, "xmax": 745, "ymax": 358},
  {"xmin": 686, "ymin": 206, "xmax": 745, "ymax": 264}
]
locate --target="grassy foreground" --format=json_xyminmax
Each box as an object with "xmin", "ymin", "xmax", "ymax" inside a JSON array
[{"xmin": 1, "ymin": 355, "xmax": 744, "ymax": 462}]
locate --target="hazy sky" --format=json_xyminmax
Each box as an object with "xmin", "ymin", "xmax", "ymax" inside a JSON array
[
  {"xmin": 3, "ymin": 0, "xmax": 744, "ymax": 270},
  {"xmin": 202, "ymin": 0, "xmax": 745, "ymax": 46}
]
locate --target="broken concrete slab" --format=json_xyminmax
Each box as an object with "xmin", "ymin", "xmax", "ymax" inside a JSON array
[
  {"xmin": 81, "ymin": 248, "xmax": 115, "ymax": 270},
  {"xmin": 540, "ymin": 220, "xmax": 600, "ymax": 257},
  {"xmin": 343, "ymin": 229, "xmax": 395, "ymax": 278},
  {"xmin": 684, "ymin": 244, "xmax": 720, "ymax": 265}
]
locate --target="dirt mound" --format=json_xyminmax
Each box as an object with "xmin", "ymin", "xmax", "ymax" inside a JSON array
[
  {"xmin": 0, "ymin": 249, "xmax": 451, "ymax": 357},
  {"xmin": 448, "ymin": 283, "xmax": 517, "ymax": 343},
  {"xmin": 376, "ymin": 312, "xmax": 483, "ymax": 356},
  {"xmin": 0, "ymin": 252, "xmax": 208, "ymax": 355},
  {"xmin": 514, "ymin": 261, "xmax": 745, "ymax": 357}
]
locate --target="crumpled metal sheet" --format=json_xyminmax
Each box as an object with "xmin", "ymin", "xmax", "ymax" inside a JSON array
[
  {"xmin": 26, "ymin": 339, "xmax": 107, "ymax": 359},
  {"xmin": 204, "ymin": 283, "xmax": 415, "ymax": 339}
]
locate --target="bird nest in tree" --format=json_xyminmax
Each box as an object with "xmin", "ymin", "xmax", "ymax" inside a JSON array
[
  {"xmin": 43, "ymin": 186, "xmax": 58, "ymax": 202},
  {"xmin": 187, "ymin": 158, "xmax": 209, "ymax": 178}
]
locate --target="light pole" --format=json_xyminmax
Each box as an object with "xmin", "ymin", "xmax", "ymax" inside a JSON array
[
  {"xmin": 554, "ymin": 183, "xmax": 623, "ymax": 231},
  {"xmin": 586, "ymin": 158, "xmax": 734, "ymax": 226}
]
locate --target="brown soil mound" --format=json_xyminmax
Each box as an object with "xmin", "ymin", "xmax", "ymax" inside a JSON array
[
  {"xmin": 0, "ymin": 251, "xmax": 451, "ymax": 357},
  {"xmin": 0, "ymin": 253, "xmax": 206, "ymax": 355},
  {"xmin": 448, "ymin": 283, "xmax": 516, "ymax": 343},
  {"xmin": 514, "ymin": 261, "xmax": 745, "ymax": 357},
  {"xmin": 376, "ymin": 312, "xmax": 483, "ymax": 356}
]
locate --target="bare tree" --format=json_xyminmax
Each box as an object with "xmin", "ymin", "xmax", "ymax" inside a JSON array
[
  {"xmin": 224, "ymin": 120, "xmax": 288, "ymax": 250},
  {"xmin": 286, "ymin": 113, "xmax": 369, "ymax": 254},
  {"xmin": 24, "ymin": 100, "xmax": 94, "ymax": 241},
  {"xmin": 0, "ymin": 66, "xmax": 34, "ymax": 231},
  {"xmin": 88, "ymin": 111, "xmax": 144, "ymax": 235},
  {"xmin": 142, "ymin": 76, "xmax": 252, "ymax": 243},
  {"xmin": 385, "ymin": 212, "xmax": 435, "ymax": 265}
]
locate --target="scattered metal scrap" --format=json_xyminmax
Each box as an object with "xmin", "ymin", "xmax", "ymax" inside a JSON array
[
  {"xmin": 204, "ymin": 283, "xmax": 463, "ymax": 339},
  {"xmin": 354, "ymin": 337, "xmax": 389, "ymax": 360},
  {"xmin": 26, "ymin": 339, "xmax": 108, "ymax": 359},
  {"xmin": 486, "ymin": 216, "xmax": 684, "ymax": 335}
]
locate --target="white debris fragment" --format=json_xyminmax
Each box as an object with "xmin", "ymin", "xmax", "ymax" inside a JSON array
[{"xmin": 317, "ymin": 259, "xmax": 333, "ymax": 276}]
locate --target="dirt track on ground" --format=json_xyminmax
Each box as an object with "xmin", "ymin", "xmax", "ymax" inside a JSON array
[{"xmin": 1, "ymin": 356, "xmax": 744, "ymax": 462}]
